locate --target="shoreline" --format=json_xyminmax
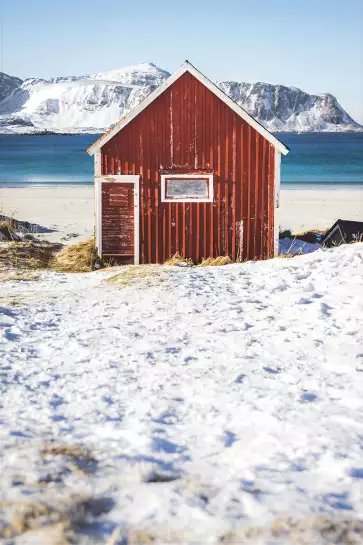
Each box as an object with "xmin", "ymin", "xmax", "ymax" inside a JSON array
[
  {"xmin": 1, "ymin": 185, "xmax": 362, "ymax": 243},
  {"xmin": 1, "ymin": 181, "xmax": 363, "ymax": 189}
]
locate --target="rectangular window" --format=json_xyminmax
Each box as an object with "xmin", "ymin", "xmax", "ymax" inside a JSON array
[{"xmin": 161, "ymin": 174, "xmax": 213, "ymax": 202}]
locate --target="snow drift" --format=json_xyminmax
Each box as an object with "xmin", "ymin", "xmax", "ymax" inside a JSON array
[
  {"xmin": 1, "ymin": 243, "xmax": 363, "ymax": 543},
  {"xmin": 0, "ymin": 62, "xmax": 361, "ymax": 133}
]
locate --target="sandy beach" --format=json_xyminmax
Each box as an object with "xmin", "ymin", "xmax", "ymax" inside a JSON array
[
  {"xmin": 0, "ymin": 185, "xmax": 362, "ymax": 242},
  {"xmin": 0, "ymin": 186, "xmax": 95, "ymax": 243},
  {"xmin": 280, "ymin": 188, "xmax": 363, "ymax": 232}
]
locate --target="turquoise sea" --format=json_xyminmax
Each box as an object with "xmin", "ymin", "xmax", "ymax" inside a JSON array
[{"xmin": 0, "ymin": 133, "xmax": 362, "ymax": 188}]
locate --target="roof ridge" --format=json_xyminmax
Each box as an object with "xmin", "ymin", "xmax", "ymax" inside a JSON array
[{"xmin": 87, "ymin": 61, "xmax": 289, "ymax": 156}]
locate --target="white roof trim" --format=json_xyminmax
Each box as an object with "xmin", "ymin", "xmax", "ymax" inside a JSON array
[{"xmin": 87, "ymin": 61, "xmax": 289, "ymax": 156}]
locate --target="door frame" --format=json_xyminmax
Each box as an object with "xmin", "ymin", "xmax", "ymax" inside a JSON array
[{"xmin": 95, "ymin": 175, "xmax": 140, "ymax": 264}]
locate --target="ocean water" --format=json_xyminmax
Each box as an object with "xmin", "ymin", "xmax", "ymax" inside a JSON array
[{"xmin": 0, "ymin": 133, "xmax": 362, "ymax": 188}]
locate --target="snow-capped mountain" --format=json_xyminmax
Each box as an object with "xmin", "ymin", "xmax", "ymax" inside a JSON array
[
  {"xmin": 0, "ymin": 63, "xmax": 169, "ymax": 132},
  {"xmin": 218, "ymin": 81, "xmax": 361, "ymax": 132},
  {"xmin": 0, "ymin": 63, "xmax": 361, "ymax": 133},
  {"xmin": 0, "ymin": 72, "xmax": 23, "ymax": 104}
]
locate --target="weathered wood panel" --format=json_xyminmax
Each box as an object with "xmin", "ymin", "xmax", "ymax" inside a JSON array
[
  {"xmin": 101, "ymin": 183, "xmax": 134, "ymax": 257},
  {"xmin": 100, "ymin": 72, "xmax": 275, "ymax": 263}
]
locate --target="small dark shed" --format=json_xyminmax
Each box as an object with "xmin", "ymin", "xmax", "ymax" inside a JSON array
[
  {"xmin": 87, "ymin": 61, "xmax": 289, "ymax": 264},
  {"xmin": 322, "ymin": 219, "xmax": 363, "ymax": 247}
]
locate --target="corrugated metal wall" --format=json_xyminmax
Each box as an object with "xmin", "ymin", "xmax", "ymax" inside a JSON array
[{"xmin": 100, "ymin": 72, "xmax": 275, "ymax": 264}]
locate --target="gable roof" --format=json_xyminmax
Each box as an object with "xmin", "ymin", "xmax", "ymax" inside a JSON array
[{"xmin": 87, "ymin": 61, "xmax": 289, "ymax": 156}]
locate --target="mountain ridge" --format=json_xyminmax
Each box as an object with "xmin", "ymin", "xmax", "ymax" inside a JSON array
[{"xmin": 0, "ymin": 62, "xmax": 361, "ymax": 133}]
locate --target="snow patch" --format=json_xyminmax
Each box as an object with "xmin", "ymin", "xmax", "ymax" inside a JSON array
[
  {"xmin": 1, "ymin": 244, "xmax": 363, "ymax": 543},
  {"xmin": 0, "ymin": 63, "xmax": 361, "ymax": 133},
  {"xmin": 279, "ymin": 237, "xmax": 322, "ymax": 255}
]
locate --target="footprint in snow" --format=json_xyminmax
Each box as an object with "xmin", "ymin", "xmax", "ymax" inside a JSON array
[
  {"xmin": 298, "ymin": 297, "xmax": 313, "ymax": 305},
  {"xmin": 320, "ymin": 302, "xmax": 333, "ymax": 316},
  {"xmin": 263, "ymin": 367, "xmax": 281, "ymax": 375},
  {"xmin": 3, "ymin": 329, "xmax": 20, "ymax": 341},
  {"xmin": 324, "ymin": 492, "xmax": 353, "ymax": 511},
  {"xmin": 165, "ymin": 347, "xmax": 181, "ymax": 355},
  {"xmin": 296, "ymin": 272, "xmax": 311, "ymax": 281},
  {"xmin": 153, "ymin": 411, "xmax": 178, "ymax": 426},
  {"xmin": 49, "ymin": 395, "xmax": 64, "ymax": 408},
  {"xmin": 184, "ymin": 356, "xmax": 198, "ymax": 364},
  {"xmin": 349, "ymin": 468, "xmax": 363, "ymax": 479},
  {"xmin": 51, "ymin": 415, "xmax": 66, "ymax": 422},
  {"xmin": 224, "ymin": 430, "xmax": 238, "ymax": 448},
  {"xmin": 300, "ymin": 392, "xmax": 318, "ymax": 403},
  {"xmin": 152, "ymin": 437, "xmax": 187, "ymax": 455}
]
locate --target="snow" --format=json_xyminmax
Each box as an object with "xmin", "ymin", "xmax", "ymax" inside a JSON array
[
  {"xmin": 1, "ymin": 244, "xmax": 363, "ymax": 543},
  {"xmin": 1, "ymin": 62, "xmax": 361, "ymax": 134},
  {"xmin": 279, "ymin": 237, "xmax": 321, "ymax": 255}
]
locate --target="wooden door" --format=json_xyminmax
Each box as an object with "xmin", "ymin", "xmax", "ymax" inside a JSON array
[{"xmin": 101, "ymin": 183, "xmax": 134, "ymax": 258}]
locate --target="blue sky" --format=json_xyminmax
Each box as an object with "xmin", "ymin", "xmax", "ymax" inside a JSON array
[{"xmin": 1, "ymin": 0, "xmax": 362, "ymax": 122}]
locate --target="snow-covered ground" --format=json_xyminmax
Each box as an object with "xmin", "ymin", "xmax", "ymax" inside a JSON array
[
  {"xmin": 1, "ymin": 244, "xmax": 363, "ymax": 544},
  {"xmin": 279, "ymin": 237, "xmax": 322, "ymax": 255}
]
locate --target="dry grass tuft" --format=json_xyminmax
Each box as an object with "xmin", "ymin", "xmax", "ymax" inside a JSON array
[
  {"xmin": 51, "ymin": 238, "xmax": 95, "ymax": 273},
  {"xmin": 199, "ymin": 256, "xmax": 232, "ymax": 267},
  {"xmin": 37, "ymin": 443, "xmax": 98, "ymax": 483},
  {"xmin": 294, "ymin": 229, "xmax": 327, "ymax": 244},
  {"xmin": 41, "ymin": 443, "xmax": 96, "ymax": 463},
  {"xmin": 0, "ymin": 499, "xmax": 70, "ymax": 541},
  {"xmin": 128, "ymin": 529, "xmax": 155, "ymax": 544},
  {"xmin": 0, "ymin": 220, "xmax": 20, "ymax": 242},
  {"xmin": 164, "ymin": 252, "xmax": 194, "ymax": 266},
  {"xmin": 165, "ymin": 253, "xmax": 232, "ymax": 267},
  {"xmin": 220, "ymin": 516, "xmax": 363, "ymax": 544},
  {"xmin": 106, "ymin": 265, "xmax": 161, "ymax": 288},
  {"xmin": 0, "ymin": 494, "xmax": 113, "ymax": 542},
  {"xmin": 0, "ymin": 220, "xmax": 15, "ymax": 231},
  {"xmin": 0, "ymin": 270, "xmax": 41, "ymax": 282},
  {"xmin": 0, "ymin": 241, "xmax": 62, "ymax": 271},
  {"xmin": 277, "ymin": 252, "xmax": 298, "ymax": 259}
]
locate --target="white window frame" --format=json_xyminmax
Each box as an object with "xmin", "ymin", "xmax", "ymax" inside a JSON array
[
  {"xmin": 160, "ymin": 173, "xmax": 214, "ymax": 203},
  {"xmin": 95, "ymin": 174, "xmax": 140, "ymax": 264}
]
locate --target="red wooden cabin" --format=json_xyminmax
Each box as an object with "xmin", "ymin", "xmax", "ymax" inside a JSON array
[{"xmin": 87, "ymin": 61, "xmax": 289, "ymax": 264}]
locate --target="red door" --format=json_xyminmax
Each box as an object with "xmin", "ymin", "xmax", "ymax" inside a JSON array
[{"xmin": 101, "ymin": 183, "xmax": 134, "ymax": 260}]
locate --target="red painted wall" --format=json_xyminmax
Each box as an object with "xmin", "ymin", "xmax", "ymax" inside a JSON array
[{"xmin": 100, "ymin": 72, "xmax": 275, "ymax": 264}]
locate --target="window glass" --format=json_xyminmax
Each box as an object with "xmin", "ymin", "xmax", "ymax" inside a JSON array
[{"xmin": 166, "ymin": 178, "xmax": 208, "ymax": 198}]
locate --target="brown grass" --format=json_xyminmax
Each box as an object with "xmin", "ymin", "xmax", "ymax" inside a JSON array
[
  {"xmin": 280, "ymin": 228, "xmax": 327, "ymax": 245},
  {"xmin": 51, "ymin": 238, "xmax": 95, "ymax": 273},
  {"xmin": 0, "ymin": 241, "xmax": 62, "ymax": 271},
  {"xmin": 164, "ymin": 253, "xmax": 232, "ymax": 267},
  {"xmin": 0, "ymin": 220, "xmax": 14, "ymax": 231},
  {"xmin": 0, "ymin": 500, "xmax": 70, "ymax": 541},
  {"xmin": 0, "ymin": 494, "xmax": 113, "ymax": 543},
  {"xmin": 105, "ymin": 265, "xmax": 162, "ymax": 288},
  {"xmin": 0, "ymin": 270, "xmax": 41, "ymax": 282},
  {"xmin": 0, "ymin": 220, "xmax": 20, "ymax": 242},
  {"xmin": 277, "ymin": 252, "xmax": 299, "ymax": 259},
  {"xmin": 294, "ymin": 229, "xmax": 327, "ymax": 244},
  {"xmin": 40, "ymin": 442, "xmax": 98, "ymax": 477},
  {"xmin": 164, "ymin": 252, "xmax": 194, "ymax": 266},
  {"xmin": 41, "ymin": 443, "xmax": 96, "ymax": 463},
  {"xmin": 220, "ymin": 516, "xmax": 363, "ymax": 544},
  {"xmin": 199, "ymin": 256, "xmax": 232, "ymax": 266}
]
